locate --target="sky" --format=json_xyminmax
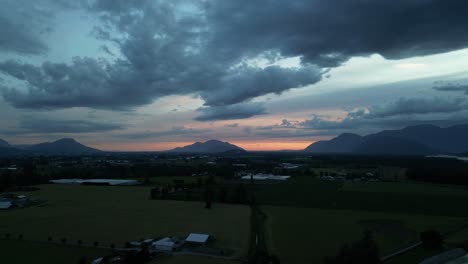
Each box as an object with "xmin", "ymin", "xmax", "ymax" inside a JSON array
[{"xmin": 1, "ymin": 0, "xmax": 468, "ymax": 151}]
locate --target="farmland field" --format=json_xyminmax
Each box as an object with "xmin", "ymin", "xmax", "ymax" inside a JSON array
[
  {"xmin": 154, "ymin": 255, "xmax": 240, "ymax": 264},
  {"xmin": 0, "ymin": 240, "xmax": 109, "ymax": 264},
  {"xmin": 0, "ymin": 184, "xmax": 250, "ymax": 256},
  {"xmin": 343, "ymin": 181, "xmax": 468, "ymax": 196},
  {"xmin": 253, "ymin": 176, "xmax": 468, "ymax": 217},
  {"xmin": 263, "ymin": 206, "xmax": 467, "ymax": 264}
]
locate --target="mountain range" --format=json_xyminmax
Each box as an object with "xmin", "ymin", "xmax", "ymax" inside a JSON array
[
  {"xmin": 2, "ymin": 124, "xmax": 468, "ymax": 156},
  {"xmin": 168, "ymin": 139, "xmax": 246, "ymax": 153},
  {"xmin": 0, "ymin": 138, "xmax": 101, "ymax": 156},
  {"xmin": 305, "ymin": 124, "xmax": 468, "ymax": 155}
]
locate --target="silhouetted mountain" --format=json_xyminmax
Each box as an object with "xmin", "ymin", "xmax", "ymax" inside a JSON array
[
  {"xmin": 353, "ymin": 136, "xmax": 436, "ymax": 155},
  {"xmin": 27, "ymin": 138, "xmax": 101, "ymax": 155},
  {"xmin": 0, "ymin": 139, "xmax": 10, "ymax": 148},
  {"xmin": 371, "ymin": 124, "xmax": 468, "ymax": 153},
  {"xmin": 169, "ymin": 140, "xmax": 245, "ymax": 153},
  {"xmin": 304, "ymin": 124, "xmax": 468, "ymax": 155},
  {"xmin": 0, "ymin": 147, "xmax": 24, "ymax": 156},
  {"xmin": 0, "ymin": 139, "xmax": 23, "ymax": 156},
  {"xmin": 304, "ymin": 133, "xmax": 363, "ymax": 153}
]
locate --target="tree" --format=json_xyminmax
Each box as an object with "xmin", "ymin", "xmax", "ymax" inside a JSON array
[
  {"xmin": 233, "ymin": 184, "xmax": 247, "ymax": 204},
  {"xmin": 420, "ymin": 229, "xmax": 443, "ymax": 250},
  {"xmin": 185, "ymin": 189, "xmax": 191, "ymax": 201},
  {"xmin": 150, "ymin": 187, "xmax": 158, "ymax": 199},
  {"xmin": 324, "ymin": 230, "xmax": 380, "ymax": 264},
  {"xmin": 217, "ymin": 187, "xmax": 227, "ymax": 203},
  {"xmin": 78, "ymin": 256, "xmax": 87, "ymax": 264},
  {"xmin": 204, "ymin": 188, "xmax": 214, "ymax": 209}
]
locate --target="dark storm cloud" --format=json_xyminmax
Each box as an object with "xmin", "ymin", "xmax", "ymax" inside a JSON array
[
  {"xmin": 361, "ymin": 97, "xmax": 468, "ymax": 118},
  {"xmin": 14, "ymin": 118, "xmax": 124, "ymax": 134},
  {"xmin": 433, "ymin": 82, "xmax": 468, "ymax": 94},
  {"xmin": 0, "ymin": 58, "xmax": 156, "ymax": 109},
  {"xmin": 200, "ymin": 65, "xmax": 322, "ymax": 106},
  {"xmin": 0, "ymin": 0, "xmax": 77, "ymax": 55},
  {"xmin": 206, "ymin": 0, "xmax": 468, "ymax": 67},
  {"xmin": 116, "ymin": 126, "xmax": 212, "ymax": 140},
  {"xmin": 195, "ymin": 103, "xmax": 267, "ymax": 121},
  {"xmin": 0, "ymin": 17, "xmax": 48, "ymax": 55},
  {"xmin": 291, "ymin": 97, "xmax": 468, "ymax": 130},
  {"xmin": 1, "ymin": 0, "xmax": 468, "ymax": 120}
]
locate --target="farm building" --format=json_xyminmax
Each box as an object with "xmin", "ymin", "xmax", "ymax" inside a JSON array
[
  {"xmin": 152, "ymin": 237, "xmax": 176, "ymax": 252},
  {"xmin": 279, "ymin": 163, "xmax": 302, "ymax": 169},
  {"xmin": 50, "ymin": 179, "xmax": 140, "ymax": 186},
  {"xmin": 0, "ymin": 200, "xmax": 12, "ymax": 210},
  {"xmin": 232, "ymin": 163, "xmax": 247, "ymax": 168},
  {"xmin": 241, "ymin": 173, "xmax": 290, "ymax": 181},
  {"xmin": 185, "ymin": 233, "xmax": 210, "ymax": 245}
]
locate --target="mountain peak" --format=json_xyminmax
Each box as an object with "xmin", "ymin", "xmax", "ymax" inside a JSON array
[
  {"xmin": 304, "ymin": 133, "xmax": 363, "ymax": 153},
  {"xmin": 0, "ymin": 139, "xmax": 10, "ymax": 148},
  {"xmin": 55, "ymin": 138, "xmax": 78, "ymax": 143},
  {"xmin": 27, "ymin": 138, "xmax": 100, "ymax": 155},
  {"xmin": 336, "ymin": 133, "xmax": 362, "ymax": 139},
  {"xmin": 169, "ymin": 140, "xmax": 245, "ymax": 153},
  {"xmin": 205, "ymin": 139, "xmax": 224, "ymax": 143},
  {"xmin": 305, "ymin": 124, "xmax": 468, "ymax": 155}
]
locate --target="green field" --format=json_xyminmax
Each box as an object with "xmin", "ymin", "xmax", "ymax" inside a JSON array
[
  {"xmin": 343, "ymin": 181, "xmax": 468, "ymax": 196},
  {"xmin": 0, "ymin": 184, "xmax": 250, "ymax": 256},
  {"xmin": 253, "ymin": 176, "xmax": 468, "ymax": 217},
  {"xmin": 153, "ymin": 255, "xmax": 240, "ymax": 264},
  {"xmin": 264, "ymin": 206, "xmax": 467, "ymax": 264},
  {"xmin": 3, "ymin": 177, "xmax": 468, "ymax": 263},
  {"xmin": 251, "ymin": 176, "xmax": 468, "ymax": 263},
  {"xmin": 0, "ymin": 239, "xmax": 109, "ymax": 264},
  {"xmin": 0, "ymin": 240, "xmax": 240, "ymax": 264}
]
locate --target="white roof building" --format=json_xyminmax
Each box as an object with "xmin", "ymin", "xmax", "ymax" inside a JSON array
[
  {"xmin": 241, "ymin": 173, "xmax": 290, "ymax": 181},
  {"xmin": 49, "ymin": 179, "xmax": 140, "ymax": 186},
  {"xmin": 185, "ymin": 233, "xmax": 210, "ymax": 244},
  {"xmin": 152, "ymin": 237, "xmax": 175, "ymax": 252},
  {"xmin": 0, "ymin": 201, "xmax": 12, "ymax": 209}
]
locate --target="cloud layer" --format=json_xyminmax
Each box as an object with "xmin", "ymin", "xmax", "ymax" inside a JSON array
[{"xmin": 1, "ymin": 0, "xmax": 468, "ymax": 121}]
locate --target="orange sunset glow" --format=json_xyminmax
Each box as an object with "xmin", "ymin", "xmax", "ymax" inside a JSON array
[{"xmin": 92, "ymin": 140, "xmax": 316, "ymax": 152}]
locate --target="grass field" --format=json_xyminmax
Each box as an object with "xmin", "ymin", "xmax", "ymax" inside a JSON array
[
  {"xmin": 0, "ymin": 239, "xmax": 109, "ymax": 264},
  {"xmin": 0, "ymin": 184, "xmax": 250, "ymax": 256},
  {"xmin": 253, "ymin": 176, "xmax": 468, "ymax": 217},
  {"xmin": 386, "ymin": 247, "xmax": 444, "ymax": 264},
  {"xmin": 263, "ymin": 206, "xmax": 467, "ymax": 264},
  {"xmin": 343, "ymin": 181, "xmax": 468, "ymax": 196},
  {"xmin": 153, "ymin": 255, "xmax": 241, "ymax": 264},
  {"xmin": 0, "ymin": 240, "xmax": 241, "ymax": 264}
]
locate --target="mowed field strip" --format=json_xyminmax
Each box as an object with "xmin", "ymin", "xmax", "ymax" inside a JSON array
[
  {"xmin": 263, "ymin": 206, "xmax": 467, "ymax": 264},
  {"xmin": 0, "ymin": 184, "xmax": 250, "ymax": 255}
]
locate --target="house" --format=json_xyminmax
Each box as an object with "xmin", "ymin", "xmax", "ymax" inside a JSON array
[
  {"xmin": 152, "ymin": 237, "xmax": 176, "ymax": 252},
  {"xmin": 279, "ymin": 163, "xmax": 301, "ymax": 169},
  {"xmin": 185, "ymin": 233, "xmax": 210, "ymax": 245},
  {"xmin": 50, "ymin": 179, "xmax": 140, "ymax": 186},
  {"xmin": 0, "ymin": 200, "xmax": 13, "ymax": 210},
  {"xmin": 232, "ymin": 163, "xmax": 247, "ymax": 168},
  {"xmin": 241, "ymin": 173, "xmax": 290, "ymax": 181}
]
